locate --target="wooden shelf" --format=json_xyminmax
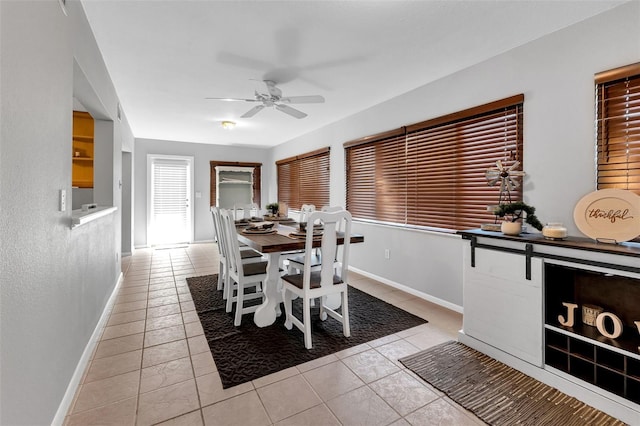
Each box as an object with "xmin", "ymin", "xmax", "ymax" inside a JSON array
[
  {"xmin": 544, "ymin": 261, "xmax": 640, "ymax": 405},
  {"xmin": 73, "ymin": 135, "xmax": 93, "ymax": 143},
  {"xmin": 72, "ymin": 111, "xmax": 94, "ymax": 188},
  {"xmin": 545, "ymin": 328, "xmax": 640, "ymax": 404}
]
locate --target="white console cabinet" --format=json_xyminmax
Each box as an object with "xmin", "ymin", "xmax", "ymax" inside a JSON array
[{"xmin": 458, "ymin": 230, "xmax": 640, "ymax": 425}]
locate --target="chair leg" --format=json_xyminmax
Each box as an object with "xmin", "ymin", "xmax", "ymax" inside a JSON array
[
  {"xmin": 303, "ymin": 297, "xmax": 312, "ymax": 349},
  {"xmin": 226, "ymin": 282, "xmax": 235, "ymax": 313},
  {"xmin": 342, "ymin": 289, "xmax": 350, "ymax": 338},
  {"xmin": 282, "ymin": 288, "xmax": 293, "ymax": 330},
  {"xmin": 319, "ymin": 296, "xmax": 327, "ymax": 321},
  {"xmin": 234, "ymin": 284, "xmax": 244, "ymax": 326},
  {"xmin": 217, "ymin": 261, "xmax": 224, "ymax": 291}
]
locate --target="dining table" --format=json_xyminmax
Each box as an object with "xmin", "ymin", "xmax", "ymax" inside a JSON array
[{"xmin": 235, "ymin": 218, "xmax": 365, "ymax": 327}]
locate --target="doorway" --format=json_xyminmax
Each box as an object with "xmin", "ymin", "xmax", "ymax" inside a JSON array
[{"xmin": 147, "ymin": 155, "xmax": 194, "ymax": 246}]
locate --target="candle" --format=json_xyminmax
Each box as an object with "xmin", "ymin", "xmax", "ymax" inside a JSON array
[{"xmin": 542, "ymin": 223, "xmax": 567, "ymax": 239}]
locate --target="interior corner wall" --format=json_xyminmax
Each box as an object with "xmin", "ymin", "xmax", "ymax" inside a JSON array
[
  {"xmin": 133, "ymin": 138, "xmax": 270, "ymax": 247},
  {"xmin": 270, "ymin": 2, "xmax": 640, "ymax": 309},
  {"xmin": 0, "ymin": 1, "xmax": 134, "ymax": 424}
]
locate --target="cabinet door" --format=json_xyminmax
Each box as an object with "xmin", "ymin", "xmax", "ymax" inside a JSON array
[{"xmin": 463, "ymin": 246, "xmax": 543, "ymax": 366}]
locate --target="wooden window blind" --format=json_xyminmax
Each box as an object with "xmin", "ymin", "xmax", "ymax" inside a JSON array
[
  {"xmin": 345, "ymin": 95, "xmax": 524, "ymax": 231},
  {"xmin": 596, "ymin": 63, "xmax": 640, "ymax": 195},
  {"xmin": 276, "ymin": 147, "xmax": 330, "ymax": 210}
]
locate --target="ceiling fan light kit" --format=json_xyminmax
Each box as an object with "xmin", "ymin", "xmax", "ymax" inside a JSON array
[{"xmin": 207, "ymin": 80, "xmax": 324, "ymax": 119}]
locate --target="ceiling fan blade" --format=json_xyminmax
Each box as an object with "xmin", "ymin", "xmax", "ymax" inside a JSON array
[
  {"xmin": 241, "ymin": 105, "xmax": 265, "ymax": 118},
  {"xmin": 279, "ymin": 95, "xmax": 325, "ymax": 104},
  {"xmin": 264, "ymin": 80, "xmax": 282, "ymax": 98},
  {"xmin": 205, "ymin": 97, "xmax": 258, "ymax": 102},
  {"xmin": 276, "ymin": 104, "xmax": 307, "ymax": 119}
]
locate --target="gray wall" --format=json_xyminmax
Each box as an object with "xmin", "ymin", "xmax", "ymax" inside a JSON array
[
  {"xmin": 270, "ymin": 2, "xmax": 640, "ymax": 309},
  {"xmin": 0, "ymin": 1, "xmax": 133, "ymax": 424},
  {"xmin": 134, "ymin": 138, "xmax": 272, "ymax": 247}
]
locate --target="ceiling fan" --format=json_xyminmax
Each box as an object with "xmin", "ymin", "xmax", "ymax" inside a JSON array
[{"xmin": 206, "ymin": 80, "xmax": 325, "ymax": 119}]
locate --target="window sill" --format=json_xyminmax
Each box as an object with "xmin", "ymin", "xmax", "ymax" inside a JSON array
[{"xmin": 71, "ymin": 206, "xmax": 117, "ymax": 228}]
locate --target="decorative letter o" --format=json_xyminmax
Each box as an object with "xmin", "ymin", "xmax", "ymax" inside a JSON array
[{"xmin": 596, "ymin": 312, "xmax": 623, "ymax": 339}]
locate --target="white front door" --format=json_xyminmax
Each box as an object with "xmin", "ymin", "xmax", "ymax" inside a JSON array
[{"xmin": 147, "ymin": 155, "xmax": 194, "ymax": 246}]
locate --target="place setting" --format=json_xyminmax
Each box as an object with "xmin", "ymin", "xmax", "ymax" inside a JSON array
[
  {"xmin": 240, "ymin": 221, "xmax": 277, "ymax": 235},
  {"xmin": 288, "ymin": 221, "xmax": 324, "ymax": 239}
]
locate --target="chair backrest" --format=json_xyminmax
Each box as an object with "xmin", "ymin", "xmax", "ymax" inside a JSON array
[
  {"xmin": 211, "ymin": 206, "xmax": 227, "ymax": 259},
  {"xmin": 300, "ymin": 204, "xmax": 316, "ymax": 224},
  {"xmin": 301, "ymin": 210, "xmax": 352, "ymax": 289},
  {"xmin": 321, "ymin": 206, "xmax": 344, "ymax": 231},
  {"xmin": 234, "ymin": 202, "xmax": 259, "ymax": 220},
  {"xmin": 219, "ymin": 208, "xmax": 243, "ymax": 280},
  {"xmin": 321, "ymin": 205, "xmax": 343, "ymax": 213}
]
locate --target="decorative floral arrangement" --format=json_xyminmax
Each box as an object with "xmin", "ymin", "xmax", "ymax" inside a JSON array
[
  {"xmin": 495, "ymin": 201, "xmax": 544, "ymax": 231},
  {"xmin": 266, "ymin": 202, "xmax": 279, "ymax": 215}
]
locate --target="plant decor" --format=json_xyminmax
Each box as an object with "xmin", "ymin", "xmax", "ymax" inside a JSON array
[
  {"xmin": 495, "ymin": 201, "xmax": 544, "ymax": 231},
  {"xmin": 266, "ymin": 202, "xmax": 279, "ymax": 215}
]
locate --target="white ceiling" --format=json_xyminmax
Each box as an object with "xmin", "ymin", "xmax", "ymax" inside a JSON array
[{"xmin": 81, "ymin": 0, "xmax": 624, "ymax": 148}]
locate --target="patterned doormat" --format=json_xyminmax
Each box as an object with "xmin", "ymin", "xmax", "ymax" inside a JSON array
[
  {"xmin": 186, "ymin": 274, "xmax": 427, "ymax": 388},
  {"xmin": 400, "ymin": 341, "xmax": 626, "ymax": 426}
]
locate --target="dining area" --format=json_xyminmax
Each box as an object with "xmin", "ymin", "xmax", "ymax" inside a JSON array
[{"xmin": 210, "ymin": 203, "xmax": 365, "ymax": 349}]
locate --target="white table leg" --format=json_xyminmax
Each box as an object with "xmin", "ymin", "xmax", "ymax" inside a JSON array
[
  {"xmin": 253, "ymin": 252, "xmax": 282, "ymax": 327},
  {"xmin": 325, "ymin": 293, "xmax": 341, "ymax": 310}
]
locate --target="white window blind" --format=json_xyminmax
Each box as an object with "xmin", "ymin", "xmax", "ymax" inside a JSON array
[{"xmin": 150, "ymin": 158, "xmax": 191, "ymax": 244}]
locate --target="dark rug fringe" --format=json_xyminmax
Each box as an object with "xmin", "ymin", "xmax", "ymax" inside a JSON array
[{"xmin": 400, "ymin": 341, "xmax": 626, "ymax": 426}]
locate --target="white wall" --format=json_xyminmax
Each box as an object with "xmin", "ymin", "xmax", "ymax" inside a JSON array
[
  {"xmin": 271, "ymin": 2, "xmax": 640, "ymax": 309},
  {"xmin": 133, "ymin": 138, "xmax": 272, "ymax": 247},
  {"xmin": 0, "ymin": 1, "xmax": 134, "ymax": 424}
]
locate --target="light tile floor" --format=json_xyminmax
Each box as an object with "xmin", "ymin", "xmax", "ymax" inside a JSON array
[{"xmin": 64, "ymin": 243, "xmax": 482, "ymax": 426}]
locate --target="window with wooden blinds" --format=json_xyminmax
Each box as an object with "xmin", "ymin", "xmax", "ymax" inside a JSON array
[
  {"xmin": 345, "ymin": 95, "xmax": 524, "ymax": 231},
  {"xmin": 596, "ymin": 63, "xmax": 640, "ymax": 195},
  {"xmin": 276, "ymin": 147, "xmax": 330, "ymax": 210}
]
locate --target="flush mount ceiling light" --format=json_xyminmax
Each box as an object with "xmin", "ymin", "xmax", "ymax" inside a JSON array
[{"xmin": 221, "ymin": 120, "xmax": 236, "ymax": 130}]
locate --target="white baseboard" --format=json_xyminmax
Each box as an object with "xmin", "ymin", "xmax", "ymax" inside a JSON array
[
  {"xmin": 52, "ymin": 272, "xmax": 124, "ymax": 426},
  {"xmin": 348, "ymin": 266, "xmax": 463, "ymax": 313}
]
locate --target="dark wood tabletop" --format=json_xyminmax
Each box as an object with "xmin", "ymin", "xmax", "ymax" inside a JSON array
[{"xmin": 236, "ymin": 223, "xmax": 364, "ymax": 253}]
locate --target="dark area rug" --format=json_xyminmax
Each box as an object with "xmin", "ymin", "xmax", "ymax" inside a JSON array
[
  {"xmin": 400, "ymin": 341, "xmax": 626, "ymax": 426},
  {"xmin": 186, "ymin": 274, "xmax": 427, "ymax": 388}
]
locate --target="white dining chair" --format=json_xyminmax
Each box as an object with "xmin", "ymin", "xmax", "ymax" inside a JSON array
[
  {"xmin": 287, "ymin": 206, "xmax": 345, "ymax": 274},
  {"xmin": 280, "ymin": 209, "xmax": 352, "ymax": 349},
  {"xmin": 299, "ymin": 204, "xmax": 315, "ymax": 223},
  {"xmin": 219, "ymin": 208, "xmax": 268, "ymax": 326},
  {"xmin": 234, "ymin": 202, "xmax": 260, "ymax": 220},
  {"xmin": 211, "ymin": 206, "xmax": 263, "ymax": 298}
]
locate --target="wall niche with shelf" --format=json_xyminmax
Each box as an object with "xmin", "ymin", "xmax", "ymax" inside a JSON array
[{"xmin": 72, "ymin": 110, "xmax": 94, "ymax": 188}]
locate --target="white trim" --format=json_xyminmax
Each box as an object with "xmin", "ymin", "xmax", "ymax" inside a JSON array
[
  {"xmin": 52, "ymin": 272, "xmax": 124, "ymax": 426},
  {"xmin": 348, "ymin": 266, "xmax": 464, "ymax": 313},
  {"xmin": 71, "ymin": 206, "xmax": 117, "ymax": 228},
  {"xmin": 146, "ymin": 154, "xmax": 195, "ymax": 246}
]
